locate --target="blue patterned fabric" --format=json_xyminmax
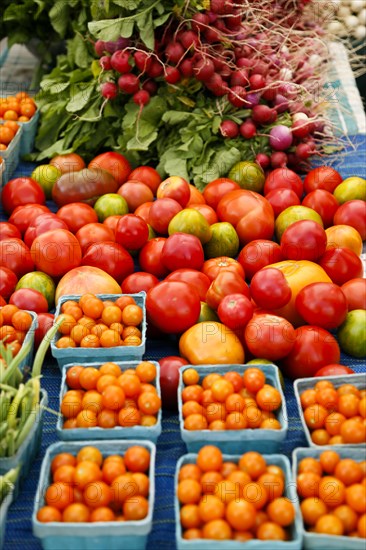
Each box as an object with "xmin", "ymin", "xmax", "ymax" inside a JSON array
[{"xmin": 2, "ymin": 135, "xmax": 366, "ymax": 548}]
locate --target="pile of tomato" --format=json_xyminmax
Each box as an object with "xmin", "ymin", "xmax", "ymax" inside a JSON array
[
  {"xmin": 300, "ymin": 379, "xmax": 366, "ymax": 445},
  {"xmin": 177, "ymin": 445, "xmax": 296, "ymax": 542},
  {"xmin": 61, "ymin": 360, "xmax": 161, "ymax": 429},
  {"xmin": 296, "ymin": 452, "xmax": 366, "ymax": 538},
  {"xmin": 36, "ymin": 444, "xmax": 151, "ymax": 523},
  {"xmin": 54, "ymin": 293, "xmax": 143, "ymax": 350},
  {"xmin": 181, "ymin": 367, "xmax": 282, "ymax": 431}
]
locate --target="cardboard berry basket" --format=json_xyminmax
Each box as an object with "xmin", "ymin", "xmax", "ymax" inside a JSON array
[
  {"xmin": 56, "ymin": 360, "xmax": 162, "ymax": 443},
  {"xmin": 175, "ymin": 451, "xmax": 303, "ymax": 550},
  {"xmin": 50, "ymin": 293, "xmax": 147, "ymax": 369},
  {"xmin": 178, "ymin": 363, "xmax": 288, "ymax": 454},
  {"xmin": 292, "ymin": 446, "xmax": 366, "ymax": 550},
  {"xmin": 294, "ymin": 373, "xmax": 366, "ymax": 448},
  {"xmin": 32, "ymin": 439, "xmax": 156, "ymax": 550}
]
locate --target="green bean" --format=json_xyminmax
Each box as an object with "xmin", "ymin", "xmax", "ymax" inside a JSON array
[{"xmin": 0, "ymin": 466, "xmax": 20, "ymax": 503}]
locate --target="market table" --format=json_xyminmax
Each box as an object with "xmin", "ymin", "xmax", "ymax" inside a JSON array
[{"xmin": 1, "ymin": 135, "xmax": 366, "ymax": 548}]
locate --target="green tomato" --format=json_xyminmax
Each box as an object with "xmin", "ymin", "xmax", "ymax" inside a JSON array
[
  {"xmin": 333, "ymin": 177, "xmax": 366, "ymax": 204},
  {"xmin": 31, "ymin": 164, "xmax": 62, "ymax": 199},
  {"xmin": 16, "ymin": 271, "xmax": 55, "ymax": 309},
  {"xmin": 228, "ymin": 161, "xmax": 265, "ymax": 193},
  {"xmin": 275, "ymin": 205, "xmax": 323, "ymax": 241},
  {"xmin": 204, "ymin": 222, "xmax": 239, "ymax": 259},
  {"xmin": 197, "ymin": 302, "xmax": 219, "ymax": 323},
  {"xmin": 168, "ymin": 208, "xmax": 212, "ymax": 244},
  {"xmin": 94, "ymin": 193, "xmax": 129, "ymax": 222},
  {"xmin": 337, "ymin": 309, "xmax": 366, "ymax": 358}
]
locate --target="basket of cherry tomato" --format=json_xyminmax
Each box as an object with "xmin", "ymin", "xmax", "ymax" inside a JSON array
[
  {"xmin": 51, "ymin": 293, "xmax": 146, "ymax": 368},
  {"xmin": 178, "ymin": 364, "xmax": 287, "ymax": 453},
  {"xmin": 0, "ymin": 91, "xmax": 39, "ymax": 156},
  {"xmin": 32, "ymin": 441, "xmax": 155, "ymax": 550},
  {"xmin": 175, "ymin": 445, "xmax": 302, "ymax": 548},
  {"xmin": 0, "ymin": 121, "xmax": 22, "ymax": 183},
  {"xmin": 57, "ymin": 360, "xmax": 162, "ymax": 443},
  {"xmin": 294, "ymin": 374, "xmax": 366, "ymax": 447},
  {"xmin": 293, "ymin": 447, "xmax": 366, "ymax": 548}
]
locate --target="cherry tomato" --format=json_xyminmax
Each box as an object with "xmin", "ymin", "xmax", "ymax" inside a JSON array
[
  {"xmin": 281, "ymin": 325, "xmax": 341, "ymax": 379},
  {"xmin": 295, "ymin": 282, "xmax": 348, "ymax": 329},
  {"xmin": 1, "ymin": 177, "xmax": 45, "ymax": 214}
]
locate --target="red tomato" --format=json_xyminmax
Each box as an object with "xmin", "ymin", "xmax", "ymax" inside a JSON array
[
  {"xmin": 245, "ymin": 313, "xmax": 296, "ymax": 360},
  {"xmin": 263, "ymin": 168, "xmax": 303, "ymax": 198},
  {"xmin": 117, "ymin": 181, "xmax": 154, "ymax": 212},
  {"xmin": 128, "ymin": 166, "xmax": 162, "ymax": 194},
  {"xmin": 202, "ymin": 257, "xmax": 245, "ymax": 282},
  {"xmin": 301, "ymin": 189, "xmax": 339, "ymax": 228},
  {"xmin": 187, "ymin": 184, "xmax": 206, "ymax": 206},
  {"xmin": 314, "ymin": 364, "xmax": 355, "ymax": 377},
  {"xmin": 156, "ymin": 176, "xmax": 190, "ymax": 208},
  {"xmin": 146, "ymin": 281, "xmax": 201, "ymax": 334},
  {"xmin": 115, "ymin": 214, "xmax": 149, "ymax": 250},
  {"xmin": 188, "ymin": 204, "xmax": 218, "ymax": 225},
  {"xmin": 31, "ymin": 229, "xmax": 82, "ymax": 278},
  {"xmin": 203, "ymin": 178, "xmax": 240, "ymax": 210},
  {"xmin": 341, "ymin": 278, "xmax": 366, "ymax": 311},
  {"xmin": 206, "ymin": 270, "xmax": 250, "ymax": 310},
  {"xmin": 0, "ymin": 222, "xmax": 21, "ymax": 241},
  {"xmin": 76, "ymin": 223, "xmax": 115, "ymax": 254},
  {"xmin": 295, "ymin": 282, "xmax": 348, "ymax": 329},
  {"xmin": 56, "ymin": 203, "xmax": 98, "ymax": 233},
  {"xmin": 250, "ymin": 268, "xmax": 291, "ymax": 310},
  {"xmin": 162, "ymin": 233, "xmax": 204, "ymax": 272},
  {"xmin": 333, "ymin": 200, "xmax": 366, "ymax": 240},
  {"xmin": 303, "ymin": 166, "xmax": 342, "ymax": 194},
  {"xmin": 8, "ymin": 204, "xmax": 50, "ymax": 235},
  {"xmin": 103, "ymin": 215, "xmax": 123, "ymax": 233},
  {"xmin": 281, "ymin": 325, "xmax": 341, "ymax": 379},
  {"xmin": 318, "ymin": 248, "xmax": 363, "ymax": 286},
  {"xmin": 159, "ymin": 356, "xmax": 189, "ymax": 410},
  {"xmin": 88, "ymin": 152, "xmax": 131, "ymax": 186},
  {"xmin": 237, "ymin": 240, "xmax": 283, "ymax": 280},
  {"xmin": 1, "ymin": 177, "xmax": 45, "ymax": 214},
  {"xmin": 24, "ymin": 214, "xmax": 69, "ymax": 248},
  {"xmin": 138, "ymin": 238, "xmax": 169, "ymax": 278},
  {"xmin": 0, "ymin": 267, "xmax": 18, "ymax": 300},
  {"xmin": 217, "ymin": 293, "xmax": 254, "ymax": 330},
  {"xmin": 165, "ymin": 269, "xmax": 211, "ymax": 301},
  {"xmin": 81, "ymin": 241, "xmax": 134, "ymax": 281},
  {"xmin": 148, "ymin": 198, "xmax": 182, "ymax": 235},
  {"xmin": 265, "ymin": 188, "xmax": 300, "ymax": 218},
  {"xmin": 134, "ymin": 202, "xmax": 153, "ymax": 224},
  {"xmin": 121, "ymin": 272, "xmax": 159, "ymax": 294},
  {"xmin": 0, "ymin": 296, "xmax": 6, "ymax": 307},
  {"xmin": 50, "ymin": 153, "xmax": 85, "ymax": 173},
  {"xmin": 217, "ymin": 190, "xmax": 274, "ymax": 245},
  {"xmin": 34, "ymin": 312, "xmax": 55, "ymax": 348},
  {"xmin": 9, "ymin": 288, "xmax": 49, "ymax": 313},
  {"xmin": 280, "ymin": 220, "xmax": 327, "ymax": 261},
  {"xmin": 0, "ymin": 238, "xmax": 34, "ymax": 277}
]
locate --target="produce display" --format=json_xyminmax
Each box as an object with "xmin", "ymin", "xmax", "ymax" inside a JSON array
[
  {"xmin": 55, "ymin": 294, "xmax": 144, "ymax": 349},
  {"xmin": 296, "ymin": 451, "xmax": 366, "ymax": 537},
  {"xmin": 36, "ymin": 444, "xmax": 152, "ymax": 522},
  {"xmin": 61, "ymin": 361, "xmax": 160, "ymax": 429},
  {"xmin": 299, "ymin": 379, "xmax": 366, "ymax": 445},
  {"xmin": 181, "ymin": 367, "xmax": 282, "ymax": 431},
  {"xmin": 176, "ymin": 446, "xmax": 297, "ymax": 541}
]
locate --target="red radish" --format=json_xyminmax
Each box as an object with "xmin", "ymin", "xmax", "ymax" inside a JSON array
[
  {"xmin": 269, "ymin": 125, "xmax": 293, "ymax": 151},
  {"xmin": 146, "ymin": 59, "xmax": 164, "ymax": 78},
  {"xmin": 133, "ymin": 90, "xmax": 150, "ymax": 106},
  {"xmin": 239, "ymin": 121, "xmax": 256, "ymax": 139},
  {"xmin": 193, "ymin": 57, "xmax": 215, "ymax": 81},
  {"xmin": 228, "ymin": 86, "xmax": 247, "ymax": 107},
  {"xmin": 134, "ymin": 51, "xmax": 152, "ymax": 72},
  {"xmin": 101, "ymin": 82, "xmax": 118, "ymax": 100},
  {"xmin": 270, "ymin": 152, "xmax": 288, "ymax": 168},
  {"xmin": 179, "ymin": 59, "xmax": 194, "ymax": 78},
  {"xmin": 206, "ymin": 73, "xmax": 227, "ymax": 96},
  {"xmin": 118, "ymin": 74, "xmax": 139, "ymax": 94},
  {"xmin": 142, "ymin": 79, "xmax": 158, "ymax": 95},
  {"xmin": 179, "ymin": 31, "xmax": 199, "ymax": 50},
  {"xmin": 252, "ymin": 104, "xmax": 277, "ymax": 124},
  {"xmin": 110, "ymin": 50, "xmax": 131, "ymax": 73},
  {"xmin": 165, "ymin": 66, "xmax": 181, "ymax": 84},
  {"xmin": 249, "ymin": 74, "xmax": 266, "ymax": 90},
  {"xmin": 165, "ymin": 42, "xmax": 185, "ymax": 64},
  {"xmin": 292, "ymin": 118, "xmax": 311, "ymax": 138},
  {"xmin": 296, "ymin": 142, "xmax": 312, "ymax": 160},
  {"xmin": 99, "ymin": 56, "xmax": 111, "ymax": 70},
  {"xmin": 191, "ymin": 13, "xmax": 210, "ymax": 33},
  {"xmin": 220, "ymin": 120, "xmax": 239, "ymax": 138},
  {"xmin": 230, "ymin": 69, "xmax": 249, "ymax": 87},
  {"xmin": 256, "ymin": 153, "xmax": 270, "ymax": 169},
  {"xmin": 94, "ymin": 40, "xmax": 106, "ymax": 57}
]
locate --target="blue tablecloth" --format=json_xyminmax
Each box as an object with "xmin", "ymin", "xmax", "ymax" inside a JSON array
[{"xmin": 3, "ymin": 136, "xmax": 366, "ymax": 549}]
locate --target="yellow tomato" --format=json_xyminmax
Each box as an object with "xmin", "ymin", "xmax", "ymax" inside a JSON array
[
  {"xmin": 325, "ymin": 225, "xmax": 363, "ymax": 256},
  {"xmin": 264, "ymin": 260, "xmax": 332, "ymax": 326},
  {"xmin": 179, "ymin": 321, "xmax": 245, "ymax": 364}
]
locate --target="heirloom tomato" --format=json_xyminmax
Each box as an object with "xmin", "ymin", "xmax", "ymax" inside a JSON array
[
  {"xmin": 168, "ymin": 209, "xmax": 211, "ymax": 245},
  {"xmin": 31, "ymin": 229, "xmax": 82, "ymax": 278},
  {"xmin": 117, "ymin": 182, "xmax": 153, "ymax": 212},
  {"xmin": 295, "ymin": 282, "xmax": 348, "ymax": 329},
  {"xmin": 9, "ymin": 288, "xmax": 48, "ymax": 313},
  {"xmin": 250, "ymin": 268, "xmax": 291, "ymax": 310},
  {"xmin": 159, "ymin": 356, "xmax": 189, "ymax": 410},
  {"xmin": 165, "ymin": 269, "xmax": 211, "ymax": 302},
  {"xmin": 303, "ymin": 166, "xmax": 342, "ymax": 194},
  {"xmin": 314, "ymin": 364, "xmax": 354, "ymax": 377},
  {"xmin": 55, "ymin": 266, "xmax": 121, "ymax": 304},
  {"xmin": 162, "ymin": 233, "xmax": 204, "ymax": 272},
  {"xmin": 263, "ymin": 167, "xmax": 303, "ymax": 198},
  {"xmin": 0, "ymin": 267, "xmax": 18, "ymax": 300},
  {"xmin": 8, "ymin": 204, "xmax": 50, "ymax": 236},
  {"xmin": 244, "ymin": 313, "xmax": 296, "ymax": 360},
  {"xmin": 325, "ymin": 225, "xmax": 363, "ymax": 256},
  {"xmin": 128, "ymin": 166, "xmax": 161, "ymax": 194},
  {"xmin": 1, "ymin": 177, "xmax": 45, "ymax": 214},
  {"xmin": 217, "ymin": 293, "xmax": 254, "ymax": 330},
  {"xmin": 115, "ymin": 214, "xmax": 149, "ymax": 250},
  {"xmin": 341, "ymin": 278, "xmax": 366, "ymax": 311},
  {"xmin": 148, "ymin": 198, "xmax": 182, "ymax": 235},
  {"xmin": 81, "ymin": 241, "xmax": 134, "ymax": 281},
  {"xmin": 202, "ymin": 257, "xmax": 244, "ymax": 282},
  {"xmin": 0, "ymin": 238, "xmax": 34, "ymax": 277},
  {"xmin": 88, "ymin": 151, "xmax": 131, "ymax": 186},
  {"xmin": 301, "ymin": 189, "xmax": 339, "ymax": 228},
  {"xmin": 121, "ymin": 272, "xmax": 159, "ymax": 294},
  {"xmin": 333, "ymin": 200, "xmax": 366, "ymax": 240},
  {"xmin": 319, "ymin": 248, "xmax": 363, "ymax": 286},
  {"xmin": 237, "ymin": 240, "xmax": 283, "ymax": 280},
  {"xmin": 138, "ymin": 238, "xmax": 169, "ymax": 279},
  {"xmin": 76, "ymin": 223, "xmax": 115, "ymax": 254},
  {"xmin": 56, "ymin": 203, "xmax": 98, "ymax": 233},
  {"xmin": 0, "ymin": 222, "xmax": 21, "ymax": 241},
  {"xmin": 206, "ymin": 271, "xmax": 250, "ymax": 310},
  {"xmin": 203, "ymin": 178, "xmax": 240, "ymax": 210}
]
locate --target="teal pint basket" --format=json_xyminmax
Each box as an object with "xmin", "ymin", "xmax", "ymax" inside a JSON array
[
  {"xmin": 0, "ymin": 389, "xmax": 48, "ymax": 498},
  {"xmin": 51, "ymin": 293, "xmax": 147, "ymax": 369},
  {"xmin": 178, "ymin": 364, "xmax": 288, "ymax": 453},
  {"xmin": 292, "ymin": 446, "xmax": 366, "ymax": 550},
  {"xmin": 0, "ymin": 124, "xmax": 22, "ymax": 184},
  {"xmin": 18, "ymin": 109, "xmax": 40, "ymax": 156},
  {"xmin": 32, "ymin": 439, "xmax": 156, "ymax": 550},
  {"xmin": 175, "ymin": 452, "xmax": 303, "ymax": 550},
  {"xmin": 56, "ymin": 361, "xmax": 162, "ymax": 443},
  {"xmin": 294, "ymin": 373, "xmax": 366, "ymax": 448},
  {"xmin": 0, "ymin": 486, "xmax": 14, "ymax": 550}
]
